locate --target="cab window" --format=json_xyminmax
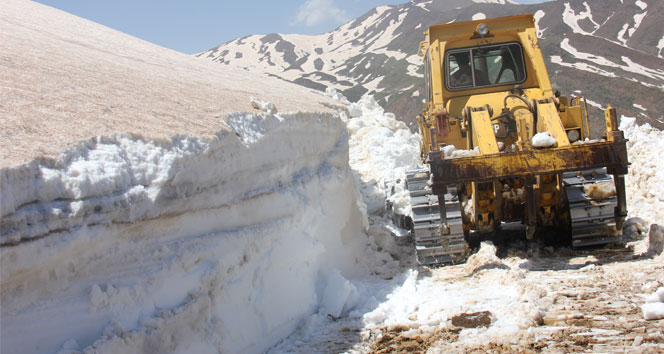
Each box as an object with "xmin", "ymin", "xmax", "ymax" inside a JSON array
[{"xmin": 446, "ymin": 42, "xmax": 526, "ymax": 90}]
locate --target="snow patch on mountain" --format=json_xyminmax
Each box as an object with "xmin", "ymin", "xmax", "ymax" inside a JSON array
[
  {"xmin": 620, "ymin": 56, "xmax": 664, "ymax": 83},
  {"xmin": 562, "ymin": 2, "xmax": 600, "ymax": 36},
  {"xmin": 473, "ymin": 0, "xmax": 516, "ymax": 4},
  {"xmin": 560, "ymin": 38, "xmax": 617, "ymax": 67},
  {"xmin": 556, "ymin": 38, "xmax": 664, "ymax": 86},
  {"xmin": 550, "ymin": 55, "xmax": 618, "ymax": 79},
  {"xmin": 472, "ymin": 13, "xmax": 487, "ymax": 21},
  {"xmin": 534, "ymin": 10, "xmax": 547, "ymax": 38},
  {"xmin": 412, "ymin": 0, "xmax": 431, "ymax": 12}
]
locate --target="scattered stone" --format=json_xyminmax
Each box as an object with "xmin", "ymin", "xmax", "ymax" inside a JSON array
[
  {"xmin": 647, "ymin": 224, "xmax": 664, "ymax": 256},
  {"xmin": 633, "ymin": 335, "xmax": 644, "ymax": 346},
  {"xmin": 450, "ymin": 311, "xmax": 492, "ymax": 328}
]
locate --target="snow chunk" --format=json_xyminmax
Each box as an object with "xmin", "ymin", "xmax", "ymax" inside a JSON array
[
  {"xmin": 645, "ymin": 287, "xmax": 664, "ymax": 303},
  {"xmin": 320, "ymin": 269, "xmax": 360, "ymax": 319},
  {"xmin": 464, "ymin": 242, "xmax": 505, "ymax": 275},
  {"xmin": 531, "ymin": 132, "xmax": 557, "ymax": 147},
  {"xmin": 643, "ymin": 301, "xmax": 664, "ymax": 320},
  {"xmin": 325, "ymin": 87, "xmax": 350, "ymax": 105},
  {"xmin": 442, "ymin": 145, "xmax": 480, "ymax": 158},
  {"xmin": 250, "ymin": 96, "xmax": 278, "ymax": 114}
]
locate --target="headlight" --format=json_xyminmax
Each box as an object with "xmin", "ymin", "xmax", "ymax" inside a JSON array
[
  {"xmin": 567, "ymin": 129, "xmax": 580, "ymax": 142},
  {"xmin": 477, "ymin": 23, "xmax": 489, "ymax": 36}
]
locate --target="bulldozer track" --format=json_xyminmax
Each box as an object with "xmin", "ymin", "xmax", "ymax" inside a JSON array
[
  {"xmin": 563, "ymin": 168, "xmax": 621, "ymax": 247},
  {"xmin": 405, "ymin": 167, "xmax": 622, "ymax": 266},
  {"xmin": 406, "ymin": 168, "xmax": 467, "ymax": 265}
]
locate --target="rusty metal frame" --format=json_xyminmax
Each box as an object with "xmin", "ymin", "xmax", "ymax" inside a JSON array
[{"xmin": 427, "ymin": 140, "xmax": 628, "ymax": 186}]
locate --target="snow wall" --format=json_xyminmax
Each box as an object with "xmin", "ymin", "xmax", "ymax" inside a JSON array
[{"xmin": 0, "ymin": 112, "xmax": 371, "ymax": 353}]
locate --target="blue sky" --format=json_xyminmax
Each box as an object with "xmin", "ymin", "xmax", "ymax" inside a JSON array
[{"xmin": 34, "ymin": 0, "xmax": 546, "ymax": 54}]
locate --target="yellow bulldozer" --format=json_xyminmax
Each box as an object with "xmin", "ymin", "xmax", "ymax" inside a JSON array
[{"xmin": 406, "ymin": 14, "xmax": 629, "ymax": 265}]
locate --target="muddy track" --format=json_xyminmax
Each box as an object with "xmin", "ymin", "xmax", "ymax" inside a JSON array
[{"xmin": 366, "ymin": 245, "xmax": 664, "ymax": 354}]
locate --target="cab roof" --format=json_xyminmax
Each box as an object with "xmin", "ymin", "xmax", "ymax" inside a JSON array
[{"xmin": 427, "ymin": 14, "xmax": 535, "ymax": 44}]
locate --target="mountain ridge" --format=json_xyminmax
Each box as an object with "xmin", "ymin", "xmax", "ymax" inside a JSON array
[{"xmin": 198, "ymin": 0, "xmax": 664, "ymax": 131}]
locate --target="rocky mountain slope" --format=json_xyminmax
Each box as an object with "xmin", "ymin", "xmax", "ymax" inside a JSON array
[{"xmin": 199, "ymin": 0, "xmax": 664, "ymax": 130}]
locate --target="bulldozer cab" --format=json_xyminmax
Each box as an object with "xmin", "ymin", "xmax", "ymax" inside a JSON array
[
  {"xmin": 419, "ymin": 15, "xmax": 556, "ymax": 111},
  {"xmin": 408, "ymin": 14, "xmax": 630, "ymax": 265},
  {"xmin": 447, "ymin": 43, "xmax": 526, "ymax": 89}
]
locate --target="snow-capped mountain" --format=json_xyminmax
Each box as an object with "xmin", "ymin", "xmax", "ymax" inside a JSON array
[{"xmin": 199, "ymin": 0, "xmax": 664, "ymax": 130}]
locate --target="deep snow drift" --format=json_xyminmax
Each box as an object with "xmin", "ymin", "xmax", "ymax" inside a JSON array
[
  {"xmin": 620, "ymin": 116, "xmax": 664, "ymax": 226},
  {"xmin": 0, "ymin": 111, "xmax": 381, "ymax": 354}
]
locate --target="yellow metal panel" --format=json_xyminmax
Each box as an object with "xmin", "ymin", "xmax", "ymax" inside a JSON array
[
  {"xmin": 471, "ymin": 110, "xmax": 500, "ymax": 154},
  {"xmin": 537, "ymin": 102, "xmax": 570, "ymax": 147},
  {"xmin": 430, "ymin": 40, "xmax": 444, "ymax": 106}
]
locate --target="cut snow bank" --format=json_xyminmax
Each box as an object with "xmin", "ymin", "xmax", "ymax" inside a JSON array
[
  {"xmin": 620, "ymin": 117, "xmax": 664, "ymax": 226},
  {"xmin": 0, "ymin": 112, "xmax": 373, "ymax": 354}
]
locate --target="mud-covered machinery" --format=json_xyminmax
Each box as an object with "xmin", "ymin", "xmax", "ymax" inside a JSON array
[{"xmin": 407, "ymin": 14, "xmax": 629, "ymax": 265}]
